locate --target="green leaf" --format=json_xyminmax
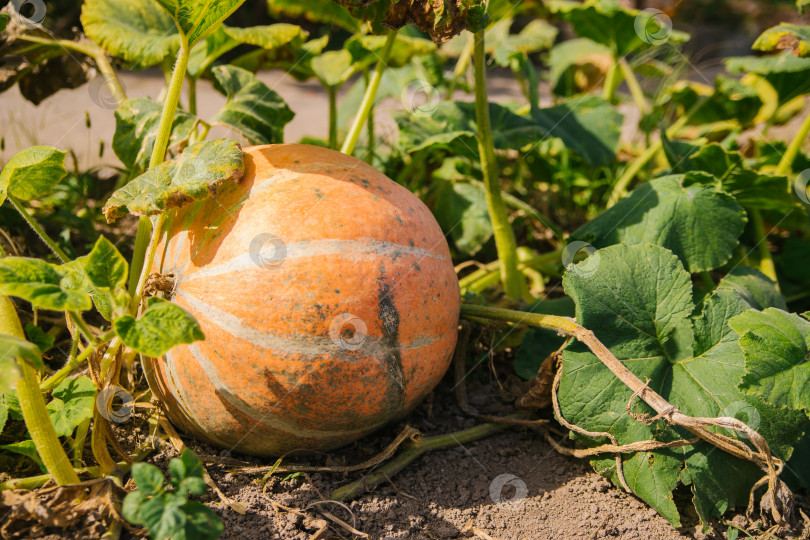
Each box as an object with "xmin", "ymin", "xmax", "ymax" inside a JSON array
[
  {"xmin": 574, "ymin": 175, "xmax": 746, "ymax": 272},
  {"xmin": 0, "ymin": 258, "xmax": 92, "ymax": 312},
  {"xmin": 347, "ymin": 34, "xmax": 437, "ymax": 70},
  {"xmin": 0, "ymin": 334, "xmax": 43, "ymax": 394},
  {"xmin": 112, "ymin": 97, "xmax": 198, "ymax": 174},
  {"xmin": 514, "ymin": 297, "xmax": 576, "ymax": 379},
  {"xmin": 122, "ymin": 490, "xmax": 148, "ymax": 525},
  {"xmin": 210, "ymin": 65, "xmax": 294, "ymax": 145},
  {"xmin": 433, "ymin": 181, "xmax": 493, "ymax": 256},
  {"xmin": 24, "ymin": 323, "xmax": 54, "ymax": 353},
  {"xmin": 267, "ymin": 0, "xmax": 361, "ymax": 33},
  {"xmin": 83, "ymin": 236, "xmax": 129, "ymax": 291},
  {"xmin": 1, "ymin": 440, "xmax": 45, "ymax": 471},
  {"xmin": 727, "ymin": 53, "xmax": 810, "ymax": 106},
  {"xmin": 104, "ymin": 138, "xmax": 244, "ymax": 222},
  {"xmin": 169, "ymin": 448, "xmax": 205, "ymax": 485},
  {"xmin": 141, "ymin": 495, "xmax": 186, "ymax": 540},
  {"xmin": 114, "ymin": 297, "xmax": 204, "ymax": 357},
  {"xmin": 0, "ymin": 146, "xmax": 67, "ymax": 206},
  {"xmin": 0, "ymin": 13, "xmax": 8, "ymax": 32},
  {"xmin": 187, "ymin": 26, "xmax": 239, "ymax": 79},
  {"xmin": 485, "ymin": 18, "xmax": 558, "ymax": 67},
  {"xmin": 560, "ymin": 243, "xmax": 808, "ymax": 525},
  {"xmin": 661, "ymin": 141, "xmax": 795, "ymax": 212},
  {"xmin": 310, "ymin": 49, "xmax": 355, "ymax": 88},
  {"xmin": 800, "ymin": 0, "xmax": 810, "ymax": 14},
  {"xmin": 131, "ymin": 462, "xmax": 166, "ymax": 495},
  {"xmin": 547, "ymin": 38, "xmax": 613, "ymax": 96},
  {"xmin": 529, "ymin": 95, "xmax": 622, "ymax": 167},
  {"xmin": 730, "ymin": 308, "xmax": 810, "ymax": 415},
  {"xmin": 81, "ymin": 0, "xmax": 181, "ymax": 68},
  {"xmin": 182, "ymin": 501, "xmax": 223, "ymax": 540},
  {"xmin": 153, "ymin": 0, "xmax": 246, "ymax": 47},
  {"xmin": 0, "ymin": 400, "xmax": 7, "ymax": 435},
  {"xmin": 754, "ymin": 24, "xmax": 810, "ymax": 58},
  {"xmin": 223, "ymin": 23, "xmax": 306, "ymax": 51},
  {"xmin": 46, "ymin": 376, "xmax": 97, "ymax": 437},
  {"xmin": 716, "ymin": 268, "xmax": 786, "ymax": 312}
]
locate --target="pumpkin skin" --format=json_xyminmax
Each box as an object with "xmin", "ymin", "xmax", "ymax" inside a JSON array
[{"xmin": 146, "ymin": 144, "xmax": 460, "ymax": 456}]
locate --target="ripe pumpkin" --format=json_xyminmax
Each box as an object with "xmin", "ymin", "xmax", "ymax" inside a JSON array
[{"xmin": 145, "ymin": 144, "xmax": 460, "ymax": 456}]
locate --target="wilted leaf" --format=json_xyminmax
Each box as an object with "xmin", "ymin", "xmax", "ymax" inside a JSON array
[
  {"xmin": 210, "ymin": 65, "xmax": 294, "ymax": 145},
  {"xmin": 114, "ymin": 297, "xmax": 204, "ymax": 357},
  {"xmin": 754, "ymin": 23, "xmax": 810, "ymax": 57},
  {"xmin": 103, "ymin": 138, "xmax": 244, "ymax": 222},
  {"xmin": 0, "ymin": 258, "xmax": 92, "ymax": 312},
  {"xmin": 560, "ymin": 243, "xmax": 808, "ymax": 525},
  {"xmin": 0, "ymin": 146, "xmax": 67, "ymax": 206},
  {"xmin": 379, "ymin": 0, "xmax": 488, "ymax": 42},
  {"xmin": 574, "ymin": 174, "xmax": 746, "ymax": 272},
  {"xmin": 730, "ymin": 308, "xmax": 810, "ymax": 415},
  {"xmin": 46, "ymin": 376, "xmax": 97, "ymax": 437},
  {"xmin": 153, "ymin": 0, "xmax": 246, "ymax": 47},
  {"xmin": 81, "ymin": 0, "xmax": 181, "ymax": 68},
  {"xmin": 112, "ymin": 97, "xmax": 198, "ymax": 174}
]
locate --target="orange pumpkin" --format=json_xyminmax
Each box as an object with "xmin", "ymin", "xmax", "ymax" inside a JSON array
[{"xmin": 145, "ymin": 144, "xmax": 460, "ymax": 456}]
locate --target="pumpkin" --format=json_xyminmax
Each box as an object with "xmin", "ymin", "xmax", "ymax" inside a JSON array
[{"xmin": 145, "ymin": 144, "xmax": 460, "ymax": 456}]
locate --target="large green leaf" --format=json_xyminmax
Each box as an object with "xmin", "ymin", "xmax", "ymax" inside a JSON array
[
  {"xmin": 547, "ymin": 38, "xmax": 613, "ymax": 96},
  {"xmin": 186, "ymin": 25, "xmax": 239, "ymax": 79},
  {"xmin": 267, "ymin": 0, "xmax": 361, "ymax": 33},
  {"xmin": 730, "ymin": 309, "xmax": 810, "ymax": 415},
  {"xmin": 560, "ymin": 243, "xmax": 808, "ymax": 525},
  {"xmin": 0, "ymin": 334, "xmax": 43, "ymax": 395},
  {"xmin": 0, "ymin": 146, "xmax": 67, "ymax": 206},
  {"xmin": 727, "ymin": 53, "xmax": 810, "ymax": 106},
  {"xmin": 223, "ymin": 23, "xmax": 306, "ymax": 51},
  {"xmin": 113, "ymin": 97, "xmax": 198, "ymax": 173},
  {"xmin": 486, "ymin": 18, "xmax": 558, "ymax": 67},
  {"xmin": 662, "ymin": 141, "xmax": 795, "ymax": 212},
  {"xmin": 59, "ymin": 236, "xmax": 130, "ymax": 320},
  {"xmin": 574, "ymin": 175, "xmax": 746, "ymax": 272},
  {"xmin": 153, "ymin": 0, "xmax": 246, "ymax": 46},
  {"xmin": 81, "ymin": 0, "xmax": 181, "ymax": 68},
  {"xmin": 716, "ymin": 268, "xmax": 786, "ymax": 312},
  {"xmin": 0, "ymin": 258, "xmax": 92, "ymax": 312},
  {"xmin": 210, "ymin": 65, "xmax": 294, "ymax": 145},
  {"xmin": 310, "ymin": 49, "xmax": 355, "ymax": 88},
  {"xmin": 433, "ymin": 181, "xmax": 493, "ymax": 256},
  {"xmin": 46, "ymin": 376, "xmax": 97, "ymax": 437},
  {"xmin": 754, "ymin": 23, "xmax": 810, "ymax": 58},
  {"xmin": 114, "ymin": 297, "xmax": 204, "ymax": 357},
  {"xmin": 347, "ymin": 34, "xmax": 437, "ymax": 70},
  {"xmin": 104, "ymin": 139, "xmax": 244, "ymax": 222},
  {"xmin": 664, "ymin": 77, "xmax": 762, "ymax": 128}
]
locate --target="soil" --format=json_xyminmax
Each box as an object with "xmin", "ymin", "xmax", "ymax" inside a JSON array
[{"xmin": 132, "ymin": 371, "xmax": 769, "ymax": 540}]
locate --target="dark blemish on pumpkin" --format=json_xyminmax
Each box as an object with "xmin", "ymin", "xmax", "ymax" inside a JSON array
[
  {"xmin": 361, "ymin": 178, "xmax": 370, "ymax": 188},
  {"xmin": 294, "ymin": 160, "xmax": 300, "ymax": 163},
  {"xmin": 371, "ymin": 194, "xmax": 379, "ymax": 201},
  {"xmin": 334, "ymin": 289, "xmax": 340, "ymax": 294},
  {"xmin": 412, "ymin": 262, "xmax": 421, "ymax": 272},
  {"xmin": 409, "ymin": 240, "xmax": 414, "ymax": 247},
  {"xmin": 395, "ymin": 214, "xmax": 404, "ymax": 225},
  {"xmin": 314, "ymin": 188, "xmax": 325, "ymax": 199},
  {"xmin": 377, "ymin": 264, "xmax": 406, "ymax": 407}
]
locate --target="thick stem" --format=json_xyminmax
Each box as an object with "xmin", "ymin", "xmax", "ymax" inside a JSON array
[
  {"xmin": 524, "ymin": 54, "xmax": 540, "ymax": 113},
  {"xmin": 341, "ymin": 30, "xmax": 397, "ymax": 157},
  {"xmin": 776, "ymin": 99, "xmax": 810, "ymax": 178},
  {"xmin": 750, "ymin": 209, "xmax": 779, "ymax": 285},
  {"xmin": 473, "ymin": 30, "xmax": 522, "ymax": 300},
  {"xmin": 1, "ymin": 295, "xmax": 79, "ymax": 485},
  {"xmin": 129, "ymin": 45, "xmax": 190, "ymax": 312},
  {"xmin": 7, "ymin": 195, "xmax": 69, "ymax": 262},
  {"xmin": 618, "ymin": 58, "xmax": 648, "ymax": 115},
  {"xmin": 602, "ymin": 59, "xmax": 623, "ymax": 103},
  {"xmin": 328, "ymin": 86, "xmax": 338, "ymax": 150}
]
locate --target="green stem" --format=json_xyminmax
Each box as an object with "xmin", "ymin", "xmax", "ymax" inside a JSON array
[
  {"xmin": 72, "ymin": 418, "xmax": 90, "ymax": 466},
  {"xmin": 188, "ymin": 76, "xmax": 197, "ymax": 116},
  {"xmin": 0, "ymin": 295, "xmax": 79, "ymax": 485},
  {"xmin": 40, "ymin": 329, "xmax": 116, "ymax": 391},
  {"xmin": 699, "ymin": 271, "xmax": 715, "ymax": 291},
  {"xmin": 602, "ymin": 59, "xmax": 623, "ymax": 103},
  {"xmin": 445, "ymin": 36, "xmax": 474, "ymax": 100},
  {"xmin": 129, "ymin": 45, "xmax": 190, "ymax": 312},
  {"xmin": 618, "ymin": 58, "xmax": 648, "ymax": 115},
  {"xmin": 776, "ymin": 100, "xmax": 810, "ymax": 178},
  {"xmin": 328, "ymin": 86, "xmax": 338, "ymax": 150},
  {"xmin": 750, "ymin": 209, "xmax": 779, "ymax": 285},
  {"xmin": 473, "ymin": 30, "xmax": 522, "ymax": 300},
  {"xmin": 69, "ymin": 311, "xmax": 97, "ymax": 344},
  {"xmin": 457, "ymin": 249, "xmax": 562, "ymax": 291},
  {"xmin": 331, "ymin": 420, "xmax": 514, "ymax": 501},
  {"xmin": 341, "ymin": 30, "xmax": 397, "ymax": 156},
  {"xmin": 7, "ymin": 195, "xmax": 69, "ymax": 262},
  {"xmin": 524, "ymin": 54, "xmax": 540, "ymax": 113}
]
